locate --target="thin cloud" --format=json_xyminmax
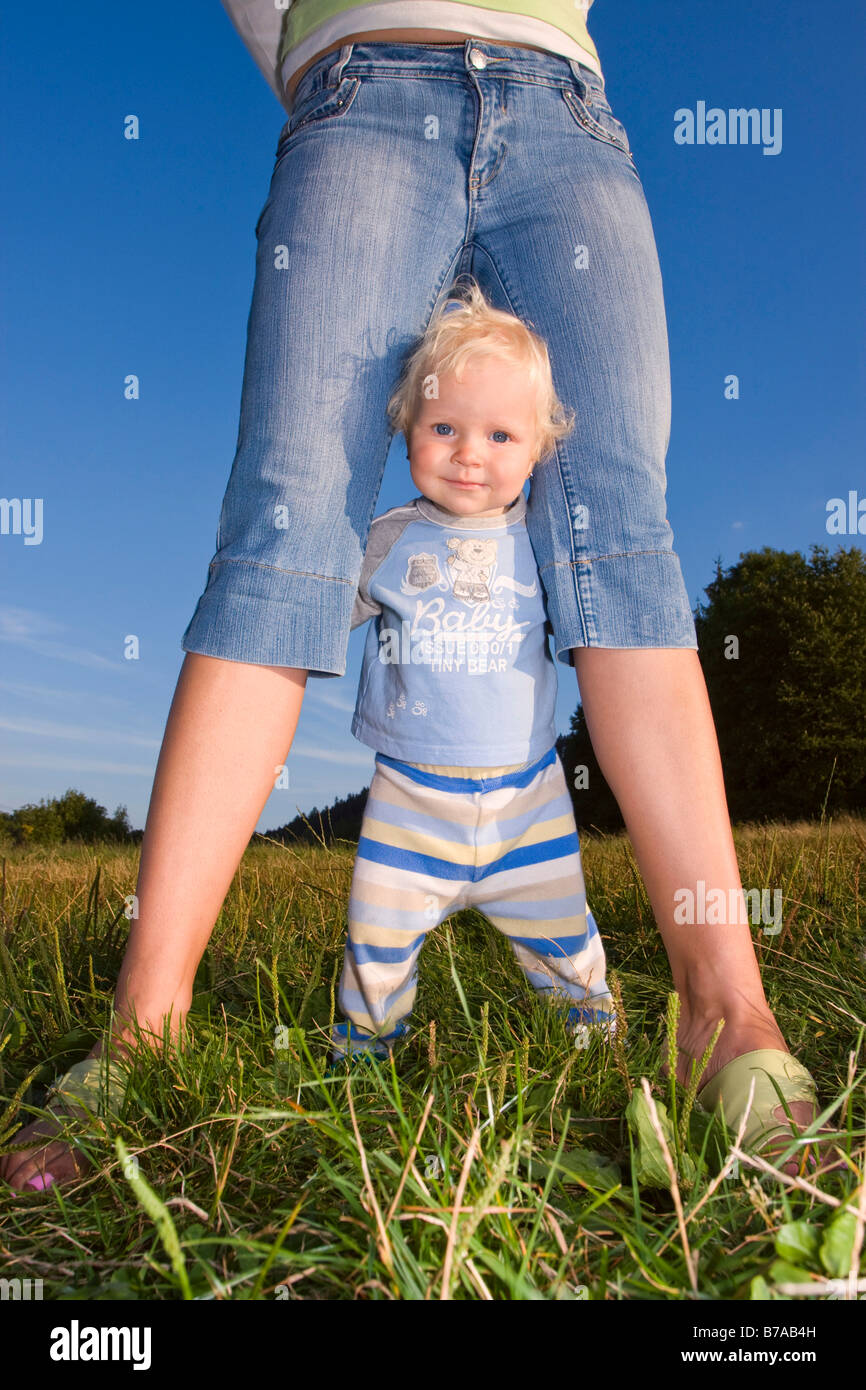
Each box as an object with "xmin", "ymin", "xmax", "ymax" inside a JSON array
[
  {"xmin": 0, "ymin": 752, "xmax": 154, "ymax": 775},
  {"xmin": 0, "ymin": 677, "xmax": 133, "ymax": 709},
  {"xmin": 0, "ymin": 716, "xmax": 160, "ymax": 748},
  {"xmin": 0, "ymin": 605, "xmax": 124, "ymax": 671},
  {"xmin": 306, "ymin": 687, "xmax": 357, "ymax": 714},
  {"xmin": 290, "ymin": 742, "xmax": 373, "ymax": 767}
]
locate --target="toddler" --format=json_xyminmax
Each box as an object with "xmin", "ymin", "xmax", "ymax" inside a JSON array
[{"xmin": 330, "ymin": 280, "xmax": 615, "ymax": 1064}]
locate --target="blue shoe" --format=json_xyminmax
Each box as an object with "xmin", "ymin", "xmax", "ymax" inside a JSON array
[
  {"xmin": 566, "ymin": 1004, "xmax": 617, "ymax": 1049},
  {"xmin": 325, "ymin": 1048, "xmax": 389, "ymax": 1078},
  {"xmin": 328, "ymin": 1021, "xmax": 410, "ymax": 1074}
]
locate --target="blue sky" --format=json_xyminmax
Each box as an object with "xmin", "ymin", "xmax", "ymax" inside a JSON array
[{"xmin": 2, "ymin": 1, "xmax": 863, "ymax": 832}]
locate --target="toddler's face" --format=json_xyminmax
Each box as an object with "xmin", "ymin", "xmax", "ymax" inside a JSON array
[{"xmin": 407, "ymin": 358, "xmax": 540, "ymax": 517}]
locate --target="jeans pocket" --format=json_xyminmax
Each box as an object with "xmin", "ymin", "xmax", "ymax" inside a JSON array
[
  {"xmin": 273, "ymin": 75, "xmax": 362, "ymax": 169},
  {"xmin": 562, "ymin": 82, "xmax": 633, "ymax": 159}
]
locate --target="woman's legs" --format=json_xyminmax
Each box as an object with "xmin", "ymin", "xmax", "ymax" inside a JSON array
[
  {"xmin": 112, "ymin": 655, "xmax": 308, "ymax": 1040},
  {"xmin": 1, "ymin": 41, "xmax": 824, "ymax": 1190},
  {"xmin": 572, "ymin": 648, "xmax": 816, "ymax": 1147},
  {"xmin": 457, "ymin": 55, "xmax": 822, "ymax": 1163},
  {"xmin": 2, "ymin": 44, "xmax": 484, "ymax": 1190},
  {"xmin": 0, "ymin": 654, "xmax": 308, "ymax": 1189}
]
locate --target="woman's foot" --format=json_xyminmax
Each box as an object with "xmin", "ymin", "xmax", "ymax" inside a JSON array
[
  {"xmin": 667, "ymin": 1009, "xmax": 846, "ymax": 1177},
  {"xmin": 0, "ymin": 1040, "xmax": 123, "ymax": 1193},
  {"xmin": 673, "ymin": 1005, "xmax": 785, "ymax": 1090},
  {"xmin": 0, "ymin": 1108, "xmax": 92, "ymax": 1191}
]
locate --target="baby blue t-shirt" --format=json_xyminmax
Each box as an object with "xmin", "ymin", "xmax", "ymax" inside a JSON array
[{"xmin": 350, "ymin": 493, "xmax": 557, "ymax": 765}]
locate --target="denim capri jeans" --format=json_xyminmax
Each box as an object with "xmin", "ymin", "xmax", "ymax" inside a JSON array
[{"xmin": 181, "ymin": 39, "xmax": 698, "ymax": 675}]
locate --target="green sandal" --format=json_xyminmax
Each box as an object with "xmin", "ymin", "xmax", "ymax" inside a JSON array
[
  {"xmin": 697, "ymin": 1048, "xmax": 818, "ymax": 1155},
  {"xmin": 46, "ymin": 1055, "xmax": 128, "ymax": 1122},
  {"xmin": 5, "ymin": 1057, "xmax": 128, "ymax": 1193}
]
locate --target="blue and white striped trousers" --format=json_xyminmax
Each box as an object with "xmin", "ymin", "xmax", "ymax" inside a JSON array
[{"xmin": 331, "ymin": 747, "xmax": 614, "ymax": 1062}]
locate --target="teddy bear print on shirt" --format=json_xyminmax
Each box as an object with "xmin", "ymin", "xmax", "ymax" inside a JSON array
[{"xmin": 446, "ymin": 537, "xmax": 498, "ymax": 606}]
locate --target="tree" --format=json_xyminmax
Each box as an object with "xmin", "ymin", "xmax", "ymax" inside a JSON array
[
  {"xmin": 0, "ymin": 790, "xmax": 134, "ymax": 846},
  {"xmin": 559, "ymin": 544, "xmax": 866, "ymax": 831},
  {"xmin": 694, "ymin": 544, "xmax": 866, "ymax": 821}
]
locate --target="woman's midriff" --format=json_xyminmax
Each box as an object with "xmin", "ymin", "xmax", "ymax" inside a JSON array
[{"xmin": 286, "ymin": 28, "xmax": 554, "ymax": 99}]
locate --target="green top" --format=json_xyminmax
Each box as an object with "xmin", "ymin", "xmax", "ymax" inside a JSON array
[{"xmin": 279, "ymin": 2, "xmax": 601, "ymax": 77}]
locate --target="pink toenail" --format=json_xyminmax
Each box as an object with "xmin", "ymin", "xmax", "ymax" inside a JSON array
[{"xmin": 26, "ymin": 1172, "xmax": 55, "ymax": 1191}]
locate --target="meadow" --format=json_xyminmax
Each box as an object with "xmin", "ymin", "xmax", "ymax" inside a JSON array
[{"xmin": 1, "ymin": 815, "xmax": 864, "ymax": 1301}]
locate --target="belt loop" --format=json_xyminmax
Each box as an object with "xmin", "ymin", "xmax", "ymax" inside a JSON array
[{"xmin": 327, "ymin": 43, "xmax": 354, "ymax": 87}]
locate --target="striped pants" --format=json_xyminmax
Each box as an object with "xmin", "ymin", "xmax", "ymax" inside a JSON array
[{"xmin": 331, "ymin": 747, "xmax": 614, "ymax": 1062}]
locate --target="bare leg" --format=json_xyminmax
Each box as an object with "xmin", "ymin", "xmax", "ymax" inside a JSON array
[
  {"xmin": 0, "ymin": 653, "xmax": 308, "ymax": 1190},
  {"xmin": 572, "ymin": 648, "xmax": 819, "ymax": 1165}
]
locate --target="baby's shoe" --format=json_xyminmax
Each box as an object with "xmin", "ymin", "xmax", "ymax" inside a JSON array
[
  {"xmin": 326, "ymin": 1021, "xmax": 409, "ymax": 1075},
  {"xmin": 566, "ymin": 1002, "xmax": 617, "ymax": 1050}
]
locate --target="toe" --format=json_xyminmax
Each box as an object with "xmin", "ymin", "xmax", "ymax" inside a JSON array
[
  {"xmin": 1, "ymin": 1124, "xmax": 88, "ymax": 1191},
  {"xmin": 759, "ymin": 1104, "xmax": 847, "ymax": 1178}
]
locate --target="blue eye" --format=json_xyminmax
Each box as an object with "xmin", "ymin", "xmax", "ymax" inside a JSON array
[
  {"xmin": 434, "ymin": 423, "xmax": 453, "ymax": 436},
  {"xmin": 491, "ymin": 431, "xmax": 509, "ymax": 443}
]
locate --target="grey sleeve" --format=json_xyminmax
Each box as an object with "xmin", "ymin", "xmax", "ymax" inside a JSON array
[{"xmin": 350, "ymin": 506, "xmax": 417, "ymax": 629}]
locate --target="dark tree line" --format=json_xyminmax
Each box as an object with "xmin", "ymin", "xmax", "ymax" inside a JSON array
[{"xmin": 261, "ymin": 787, "xmax": 371, "ymax": 847}]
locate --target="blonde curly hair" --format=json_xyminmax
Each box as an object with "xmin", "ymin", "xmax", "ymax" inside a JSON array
[{"xmin": 386, "ymin": 277, "xmax": 576, "ymax": 466}]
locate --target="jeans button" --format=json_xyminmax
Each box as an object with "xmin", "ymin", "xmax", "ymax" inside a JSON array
[{"xmin": 469, "ymin": 48, "xmax": 487, "ymax": 69}]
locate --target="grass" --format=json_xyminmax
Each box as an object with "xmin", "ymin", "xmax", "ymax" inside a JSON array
[{"xmin": 0, "ymin": 815, "xmax": 864, "ymax": 1301}]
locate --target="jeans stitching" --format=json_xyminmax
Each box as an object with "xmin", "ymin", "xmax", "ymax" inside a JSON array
[
  {"xmin": 208, "ymin": 558, "xmax": 354, "ymax": 584},
  {"xmin": 275, "ymin": 77, "xmax": 362, "ymax": 164},
  {"xmin": 340, "ymin": 66, "xmax": 576, "ymax": 95},
  {"xmin": 561, "ymin": 87, "xmax": 633, "ymax": 159},
  {"xmin": 541, "ymin": 551, "xmax": 678, "ymax": 571}
]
